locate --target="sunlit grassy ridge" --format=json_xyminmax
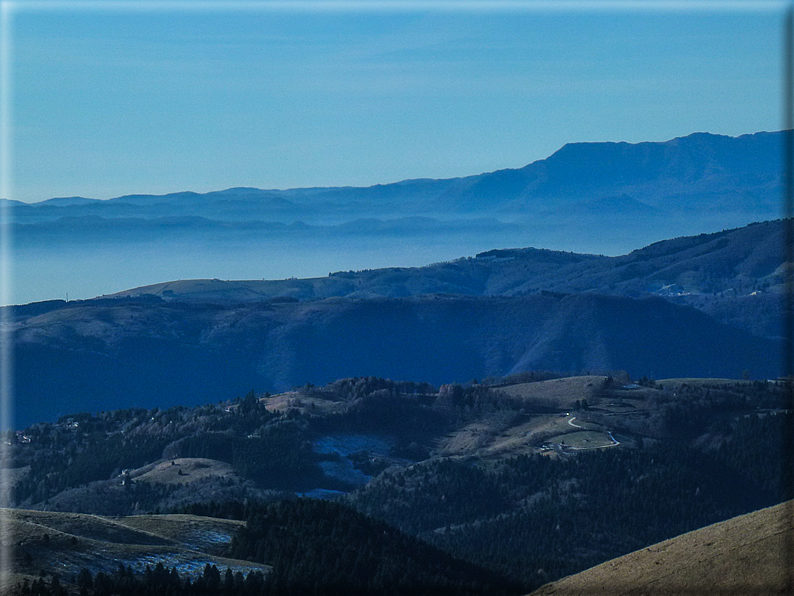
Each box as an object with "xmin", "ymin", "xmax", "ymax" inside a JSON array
[{"xmin": 530, "ymin": 500, "xmax": 793, "ymax": 596}]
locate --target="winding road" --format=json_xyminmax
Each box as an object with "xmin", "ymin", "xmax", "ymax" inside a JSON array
[{"xmin": 564, "ymin": 416, "xmax": 620, "ymax": 449}]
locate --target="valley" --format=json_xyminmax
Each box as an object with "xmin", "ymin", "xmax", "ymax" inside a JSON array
[
  {"xmin": 8, "ymin": 220, "xmax": 785, "ymax": 427},
  {"xmin": 6, "ymin": 5, "xmax": 789, "ymax": 590},
  {"xmin": 4, "ymin": 172, "xmax": 790, "ymax": 593}
]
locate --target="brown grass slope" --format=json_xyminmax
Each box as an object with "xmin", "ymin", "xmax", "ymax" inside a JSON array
[
  {"xmin": 132, "ymin": 457, "xmax": 238, "ymax": 486},
  {"xmin": 2, "ymin": 509, "xmax": 267, "ymax": 590},
  {"xmin": 529, "ymin": 500, "xmax": 793, "ymax": 596}
]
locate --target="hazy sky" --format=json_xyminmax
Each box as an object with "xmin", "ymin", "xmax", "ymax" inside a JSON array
[{"xmin": 7, "ymin": 1, "xmax": 786, "ymax": 203}]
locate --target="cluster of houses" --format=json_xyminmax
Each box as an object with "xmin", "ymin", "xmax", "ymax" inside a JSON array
[
  {"xmin": 15, "ymin": 430, "xmax": 31, "ymax": 444},
  {"xmin": 10, "ymin": 417, "xmax": 81, "ymax": 445}
]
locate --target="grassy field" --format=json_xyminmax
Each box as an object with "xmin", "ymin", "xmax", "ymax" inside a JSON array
[
  {"xmin": 263, "ymin": 391, "xmax": 348, "ymax": 415},
  {"xmin": 117, "ymin": 514, "xmax": 246, "ymax": 556},
  {"xmin": 546, "ymin": 430, "xmax": 617, "ymax": 450},
  {"xmin": 499, "ymin": 376, "xmax": 609, "ymax": 410},
  {"xmin": 134, "ymin": 458, "xmax": 238, "ymax": 486},
  {"xmin": 2, "ymin": 509, "xmax": 269, "ymax": 592},
  {"xmin": 655, "ymin": 377, "xmax": 758, "ymax": 388},
  {"xmin": 435, "ymin": 376, "xmax": 637, "ymax": 460},
  {"xmin": 437, "ymin": 406, "xmax": 620, "ymax": 459},
  {"xmin": 436, "ymin": 412, "xmax": 522, "ymax": 457},
  {"xmin": 530, "ymin": 500, "xmax": 793, "ymax": 596}
]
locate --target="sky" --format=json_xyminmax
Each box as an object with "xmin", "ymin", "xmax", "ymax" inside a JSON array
[{"xmin": 3, "ymin": 1, "xmax": 786, "ymax": 203}]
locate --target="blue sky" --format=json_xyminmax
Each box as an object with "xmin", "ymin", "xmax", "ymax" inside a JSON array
[{"xmin": 7, "ymin": 1, "xmax": 786, "ymax": 203}]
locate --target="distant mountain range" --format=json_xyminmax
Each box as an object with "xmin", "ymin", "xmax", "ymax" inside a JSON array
[
  {"xmin": 9, "ymin": 220, "xmax": 784, "ymax": 425},
  {"xmin": 6, "ymin": 129, "xmax": 789, "ymax": 596},
  {"xmin": 7, "ymin": 130, "xmax": 785, "ymax": 305},
  {"xmin": 7, "ymin": 130, "xmax": 783, "ymax": 225}
]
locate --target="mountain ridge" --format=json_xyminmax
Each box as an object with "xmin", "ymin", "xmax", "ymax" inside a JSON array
[
  {"xmin": 10, "ymin": 130, "xmax": 784, "ymax": 305},
  {"xmin": 11, "ymin": 130, "xmax": 782, "ymax": 217},
  {"xmin": 103, "ymin": 219, "xmax": 784, "ymax": 341},
  {"xmin": 12, "ymin": 290, "xmax": 782, "ymax": 426}
]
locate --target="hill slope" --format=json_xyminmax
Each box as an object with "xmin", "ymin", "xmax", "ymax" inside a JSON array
[
  {"xmin": 11, "ymin": 292, "xmax": 781, "ymax": 425},
  {"xmin": 4, "ymin": 509, "xmax": 267, "ymax": 591},
  {"xmin": 105, "ymin": 219, "xmax": 785, "ymax": 341},
  {"xmin": 530, "ymin": 500, "xmax": 793, "ymax": 596},
  {"xmin": 110, "ymin": 219, "xmax": 783, "ymax": 304}
]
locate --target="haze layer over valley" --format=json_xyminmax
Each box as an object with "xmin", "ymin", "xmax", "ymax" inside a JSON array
[
  {"xmin": 5, "ymin": 133, "xmax": 788, "ymax": 596},
  {"xmin": 6, "ymin": 6, "xmax": 790, "ymax": 593},
  {"xmin": 10, "ymin": 219, "xmax": 784, "ymax": 426},
  {"xmin": 7, "ymin": 131, "xmax": 782, "ymax": 305}
]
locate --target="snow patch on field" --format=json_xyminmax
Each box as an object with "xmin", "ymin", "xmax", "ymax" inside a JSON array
[
  {"xmin": 317, "ymin": 460, "xmax": 369, "ymax": 485},
  {"xmin": 312, "ymin": 434, "xmax": 394, "ymax": 485},
  {"xmin": 51, "ymin": 549, "xmax": 265, "ymax": 579},
  {"xmin": 181, "ymin": 530, "xmax": 234, "ymax": 552}
]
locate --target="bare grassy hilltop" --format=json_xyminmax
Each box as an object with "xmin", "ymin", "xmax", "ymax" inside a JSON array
[
  {"xmin": 530, "ymin": 500, "xmax": 793, "ymax": 596},
  {"xmin": 2, "ymin": 509, "xmax": 267, "ymax": 592}
]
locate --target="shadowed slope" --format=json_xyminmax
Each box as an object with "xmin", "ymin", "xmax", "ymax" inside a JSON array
[{"xmin": 12, "ymin": 292, "xmax": 781, "ymax": 425}]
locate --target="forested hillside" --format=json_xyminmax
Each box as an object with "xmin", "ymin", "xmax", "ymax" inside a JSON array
[
  {"xmin": 12, "ymin": 293, "xmax": 781, "ymax": 426},
  {"xmin": 7, "ymin": 374, "xmax": 790, "ymax": 594},
  {"xmin": 111, "ymin": 219, "xmax": 784, "ymax": 327}
]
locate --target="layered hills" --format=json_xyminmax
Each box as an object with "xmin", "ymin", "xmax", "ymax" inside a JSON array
[
  {"xmin": 110, "ymin": 218, "xmax": 784, "ymax": 338},
  {"xmin": 5, "ymin": 129, "xmax": 790, "ymax": 594},
  {"xmin": 111, "ymin": 219, "xmax": 783, "ymax": 302},
  {"xmin": 9, "ymin": 219, "xmax": 784, "ymax": 425},
  {"xmin": 12, "ymin": 289, "xmax": 780, "ymax": 426},
  {"xmin": 9, "ymin": 130, "xmax": 784, "ymax": 304},
  {"xmin": 6, "ymin": 502, "xmax": 511, "ymax": 595}
]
